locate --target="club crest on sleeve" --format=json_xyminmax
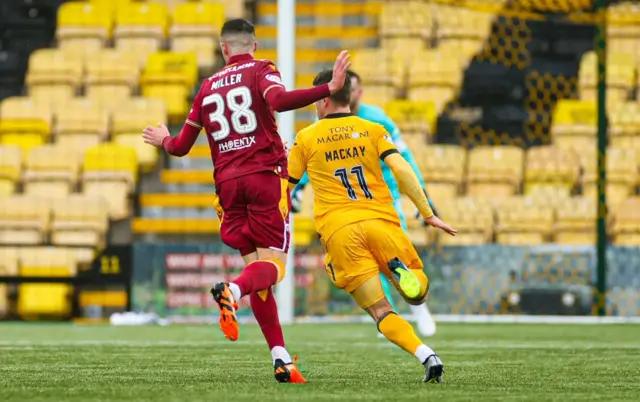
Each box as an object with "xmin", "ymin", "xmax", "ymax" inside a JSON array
[{"xmin": 265, "ymin": 74, "xmax": 283, "ymax": 84}]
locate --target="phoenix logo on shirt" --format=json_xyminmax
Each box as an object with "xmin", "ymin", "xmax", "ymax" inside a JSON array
[{"xmin": 219, "ymin": 136, "xmax": 257, "ymax": 153}]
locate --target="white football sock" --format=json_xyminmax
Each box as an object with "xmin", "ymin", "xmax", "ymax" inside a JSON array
[
  {"xmin": 411, "ymin": 304, "xmax": 436, "ymax": 336},
  {"xmin": 228, "ymin": 282, "xmax": 241, "ymax": 301},
  {"xmin": 271, "ymin": 346, "xmax": 292, "ymax": 364},
  {"xmin": 414, "ymin": 344, "xmax": 436, "ymax": 364}
]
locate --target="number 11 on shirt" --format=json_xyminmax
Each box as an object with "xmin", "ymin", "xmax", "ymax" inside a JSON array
[{"xmin": 334, "ymin": 165, "xmax": 373, "ymax": 200}]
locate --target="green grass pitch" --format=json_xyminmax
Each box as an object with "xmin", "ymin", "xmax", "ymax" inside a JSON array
[{"xmin": 1, "ymin": 323, "xmax": 639, "ymax": 401}]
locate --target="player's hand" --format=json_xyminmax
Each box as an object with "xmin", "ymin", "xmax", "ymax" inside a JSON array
[
  {"xmin": 328, "ymin": 50, "xmax": 351, "ymax": 94},
  {"xmin": 142, "ymin": 123, "xmax": 170, "ymax": 147},
  {"xmin": 425, "ymin": 215, "xmax": 457, "ymax": 236}
]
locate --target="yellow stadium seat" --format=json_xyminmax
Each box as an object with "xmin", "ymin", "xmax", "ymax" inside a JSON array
[
  {"xmin": 25, "ymin": 49, "xmax": 83, "ymax": 100},
  {"xmin": 214, "ymin": 0, "xmax": 244, "ymax": 19},
  {"xmin": 419, "ymin": 145, "xmax": 466, "ymax": 202},
  {"xmin": 0, "ymin": 196, "xmax": 50, "ymax": 245},
  {"xmin": 56, "ymin": 2, "xmax": 112, "ymax": 50},
  {"xmin": 141, "ymin": 52, "xmax": 197, "ymax": 123},
  {"xmin": 495, "ymin": 197, "xmax": 553, "ymax": 245},
  {"xmin": 434, "ymin": 5, "xmax": 493, "ymax": 44},
  {"xmin": 379, "ymin": 1, "xmax": 433, "ymax": 40},
  {"xmin": 0, "ymin": 134, "xmax": 45, "ymax": 156},
  {"xmin": 18, "ymin": 247, "xmax": 76, "ymax": 319},
  {"xmin": 551, "ymin": 100, "xmax": 597, "ymax": 152},
  {"xmin": 385, "ymin": 100, "xmax": 437, "ymax": 136},
  {"xmin": 407, "ymin": 50, "xmax": 461, "ymax": 113},
  {"xmin": 0, "ymin": 146, "xmax": 21, "ymax": 196},
  {"xmin": 609, "ymin": 102, "xmax": 640, "ymax": 150},
  {"xmin": 467, "ymin": 146, "xmax": 524, "ymax": 197},
  {"xmin": 612, "ymin": 197, "xmax": 640, "ymax": 245},
  {"xmin": 114, "ymin": 2, "xmax": 169, "ymax": 67},
  {"xmin": 171, "ymin": 2, "xmax": 225, "ymax": 37},
  {"xmin": 439, "ymin": 197, "xmax": 494, "ymax": 245},
  {"xmin": 55, "ymin": 98, "xmax": 110, "ymax": 159},
  {"xmin": 524, "ymin": 146, "xmax": 580, "ymax": 199},
  {"xmin": 554, "ymin": 197, "xmax": 596, "ymax": 245},
  {"xmin": 23, "ymin": 146, "xmax": 79, "ymax": 199},
  {"xmin": 170, "ymin": 37, "xmax": 218, "ymax": 72},
  {"xmin": 113, "ymin": 134, "xmax": 159, "ymax": 172},
  {"xmin": 112, "ymin": 97, "xmax": 167, "ymax": 135},
  {"xmin": 83, "ymin": 144, "xmax": 138, "ymax": 220},
  {"xmin": 111, "ymin": 97, "xmax": 166, "ymax": 170},
  {"xmin": 51, "ymin": 195, "xmax": 108, "ymax": 247},
  {"xmin": 582, "ymin": 148, "xmax": 637, "ymax": 208},
  {"xmin": 85, "ymin": 49, "xmax": 140, "ymax": 102},
  {"xmin": 351, "ymin": 49, "xmax": 404, "ymax": 88},
  {"xmin": 360, "ymin": 86, "xmax": 398, "ymax": 109},
  {"xmin": 91, "ymin": 0, "xmax": 132, "ymax": 15},
  {"xmin": 0, "ymin": 97, "xmax": 52, "ymax": 138},
  {"xmin": 579, "ymin": 52, "xmax": 635, "ymax": 105},
  {"xmin": 0, "ymin": 247, "xmax": 19, "ymax": 317}
]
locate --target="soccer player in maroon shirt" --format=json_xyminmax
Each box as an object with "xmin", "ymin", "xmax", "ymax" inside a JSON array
[{"xmin": 142, "ymin": 19, "xmax": 350, "ymax": 383}]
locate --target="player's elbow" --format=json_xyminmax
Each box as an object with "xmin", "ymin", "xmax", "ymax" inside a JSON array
[{"xmin": 167, "ymin": 148, "xmax": 189, "ymax": 157}]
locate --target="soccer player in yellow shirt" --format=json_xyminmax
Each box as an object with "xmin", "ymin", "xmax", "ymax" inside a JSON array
[{"xmin": 288, "ymin": 70, "xmax": 457, "ymax": 383}]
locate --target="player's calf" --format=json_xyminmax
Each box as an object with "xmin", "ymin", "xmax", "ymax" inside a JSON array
[{"xmin": 366, "ymin": 298, "xmax": 444, "ymax": 384}]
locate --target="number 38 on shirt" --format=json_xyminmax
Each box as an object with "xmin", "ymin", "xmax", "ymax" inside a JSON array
[{"xmin": 202, "ymin": 86, "xmax": 258, "ymax": 141}]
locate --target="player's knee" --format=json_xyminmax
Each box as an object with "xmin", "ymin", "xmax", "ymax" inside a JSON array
[{"xmin": 259, "ymin": 256, "xmax": 286, "ymax": 284}]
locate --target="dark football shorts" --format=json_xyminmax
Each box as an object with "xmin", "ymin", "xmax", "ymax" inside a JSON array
[{"xmin": 216, "ymin": 171, "xmax": 291, "ymax": 256}]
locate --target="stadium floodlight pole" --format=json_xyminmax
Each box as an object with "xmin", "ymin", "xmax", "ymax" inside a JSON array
[
  {"xmin": 595, "ymin": 0, "xmax": 607, "ymax": 318},
  {"xmin": 276, "ymin": 0, "xmax": 296, "ymax": 324}
]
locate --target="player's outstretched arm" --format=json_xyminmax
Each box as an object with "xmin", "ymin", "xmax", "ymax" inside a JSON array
[
  {"xmin": 385, "ymin": 153, "xmax": 457, "ymax": 236},
  {"xmin": 264, "ymin": 50, "xmax": 351, "ymax": 113},
  {"xmin": 142, "ymin": 122, "xmax": 200, "ymax": 157}
]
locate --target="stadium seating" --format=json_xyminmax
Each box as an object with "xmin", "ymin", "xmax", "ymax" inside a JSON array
[
  {"xmin": 0, "ymin": 146, "xmax": 23, "ymax": 196},
  {"xmin": 495, "ymin": 197, "xmax": 554, "ymax": 245},
  {"xmin": 407, "ymin": 50, "xmax": 462, "ymax": 113},
  {"xmin": 524, "ymin": 146, "xmax": 580, "ymax": 200},
  {"xmin": 609, "ymin": 102, "xmax": 640, "ymax": 150},
  {"xmin": 439, "ymin": 197, "xmax": 494, "ymax": 246},
  {"xmin": 114, "ymin": 2, "xmax": 170, "ymax": 67},
  {"xmin": 419, "ymin": 145, "xmax": 466, "ymax": 202},
  {"xmin": 56, "ymin": 1, "xmax": 112, "ymax": 52},
  {"xmin": 551, "ymin": 100, "xmax": 597, "ymax": 152},
  {"xmin": 467, "ymin": 146, "xmax": 524, "ymax": 198},
  {"xmin": 141, "ymin": 51, "xmax": 198, "ymax": 123},
  {"xmin": 612, "ymin": 197, "xmax": 640, "ymax": 246},
  {"xmin": 385, "ymin": 100, "xmax": 437, "ymax": 137},
  {"xmin": 579, "ymin": 52, "xmax": 636, "ymax": 105},
  {"xmin": 23, "ymin": 145, "xmax": 78, "ymax": 199},
  {"xmin": 18, "ymin": 247, "xmax": 77, "ymax": 319},
  {"xmin": 0, "ymin": 196, "xmax": 50, "ymax": 245},
  {"xmin": 554, "ymin": 197, "xmax": 596, "ymax": 245},
  {"xmin": 582, "ymin": 147, "xmax": 638, "ymax": 208},
  {"xmin": 51, "ymin": 195, "xmax": 109, "ymax": 248},
  {"xmin": 0, "ymin": 97, "xmax": 52, "ymax": 150},
  {"xmin": 85, "ymin": 49, "xmax": 140, "ymax": 105},
  {"xmin": 56, "ymin": 98, "xmax": 111, "ymax": 159},
  {"xmin": 170, "ymin": 1, "xmax": 225, "ymax": 72},
  {"xmin": 83, "ymin": 144, "xmax": 138, "ymax": 220},
  {"xmin": 25, "ymin": 49, "xmax": 83, "ymax": 102}
]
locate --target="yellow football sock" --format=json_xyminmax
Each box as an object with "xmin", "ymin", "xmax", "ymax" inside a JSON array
[{"xmin": 377, "ymin": 311, "xmax": 422, "ymax": 355}]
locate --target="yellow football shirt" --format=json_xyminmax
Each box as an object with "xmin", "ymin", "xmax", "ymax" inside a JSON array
[{"xmin": 288, "ymin": 113, "xmax": 402, "ymax": 241}]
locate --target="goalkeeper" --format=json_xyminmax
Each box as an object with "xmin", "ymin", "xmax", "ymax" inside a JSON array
[{"xmin": 291, "ymin": 70, "xmax": 438, "ymax": 336}]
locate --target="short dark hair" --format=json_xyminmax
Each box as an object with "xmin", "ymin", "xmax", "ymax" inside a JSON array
[
  {"xmin": 347, "ymin": 70, "xmax": 360, "ymax": 83},
  {"xmin": 221, "ymin": 19, "xmax": 255, "ymax": 37},
  {"xmin": 313, "ymin": 70, "xmax": 351, "ymax": 106}
]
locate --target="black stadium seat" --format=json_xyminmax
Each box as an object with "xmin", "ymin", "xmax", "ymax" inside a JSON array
[
  {"xmin": 0, "ymin": 0, "xmax": 66, "ymax": 53},
  {"xmin": 0, "ymin": 51, "xmax": 28, "ymax": 100}
]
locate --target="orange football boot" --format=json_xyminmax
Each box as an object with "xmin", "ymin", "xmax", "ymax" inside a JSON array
[
  {"xmin": 210, "ymin": 282, "xmax": 239, "ymax": 341},
  {"xmin": 274, "ymin": 356, "xmax": 307, "ymax": 383}
]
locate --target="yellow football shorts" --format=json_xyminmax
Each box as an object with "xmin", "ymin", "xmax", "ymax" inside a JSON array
[{"xmin": 323, "ymin": 219, "xmax": 427, "ymax": 309}]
